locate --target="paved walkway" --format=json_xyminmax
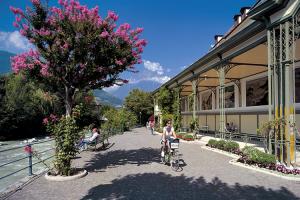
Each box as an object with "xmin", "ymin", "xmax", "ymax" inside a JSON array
[{"xmin": 5, "ymin": 128, "xmax": 300, "ymax": 200}]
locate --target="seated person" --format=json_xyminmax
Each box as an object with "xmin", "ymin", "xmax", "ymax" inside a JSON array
[{"xmin": 78, "ymin": 128, "xmax": 100, "ymax": 150}]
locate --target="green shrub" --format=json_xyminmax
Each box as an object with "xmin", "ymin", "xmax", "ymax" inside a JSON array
[
  {"xmin": 216, "ymin": 140, "xmax": 226, "ymax": 150},
  {"xmin": 207, "ymin": 139, "xmax": 218, "ymax": 148},
  {"xmin": 176, "ymin": 132, "xmax": 185, "ymax": 138},
  {"xmin": 224, "ymin": 141, "xmax": 239, "ymax": 152},
  {"xmin": 242, "ymin": 146, "xmax": 257, "ymax": 156},
  {"xmin": 183, "ymin": 134, "xmax": 194, "ymax": 140},
  {"xmin": 242, "ymin": 146, "xmax": 276, "ymax": 165}
]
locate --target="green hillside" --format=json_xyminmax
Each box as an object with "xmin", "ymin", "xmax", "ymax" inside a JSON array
[{"xmin": 94, "ymin": 89, "xmax": 123, "ymax": 107}]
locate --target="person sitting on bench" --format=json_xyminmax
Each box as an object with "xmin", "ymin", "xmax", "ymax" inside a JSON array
[{"xmin": 78, "ymin": 128, "xmax": 99, "ymax": 150}]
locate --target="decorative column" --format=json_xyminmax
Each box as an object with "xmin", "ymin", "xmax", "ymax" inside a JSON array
[
  {"xmin": 191, "ymin": 79, "xmax": 197, "ymax": 119},
  {"xmin": 267, "ymin": 15, "xmax": 298, "ymax": 165},
  {"xmin": 267, "ymin": 29, "xmax": 274, "ymax": 154},
  {"xmin": 218, "ymin": 67, "xmax": 225, "ymax": 139}
]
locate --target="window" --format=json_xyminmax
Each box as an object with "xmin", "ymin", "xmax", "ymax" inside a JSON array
[
  {"xmin": 246, "ymin": 76, "xmax": 268, "ymax": 106},
  {"xmin": 296, "ymin": 68, "xmax": 300, "ymax": 103},
  {"xmin": 201, "ymin": 91, "xmax": 212, "ymax": 110},
  {"xmin": 225, "ymin": 85, "xmax": 235, "ymax": 108}
]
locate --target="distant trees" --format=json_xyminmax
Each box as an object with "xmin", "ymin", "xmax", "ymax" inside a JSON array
[
  {"xmin": 123, "ymin": 89, "xmax": 153, "ymax": 125},
  {"xmin": 0, "ymin": 74, "xmax": 51, "ymax": 140}
]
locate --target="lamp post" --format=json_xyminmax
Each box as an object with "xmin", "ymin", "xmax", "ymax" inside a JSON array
[{"xmin": 139, "ymin": 112, "xmax": 142, "ymax": 125}]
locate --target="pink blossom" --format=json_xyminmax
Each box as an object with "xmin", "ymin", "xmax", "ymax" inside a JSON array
[
  {"xmin": 43, "ymin": 118, "xmax": 49, "ymax": 125},
  {"xmin": 100, "ymin": 30, "xmax": 109, "ymax": 38},
  {"xmin": 20, "ymin": 29, "xmax": 26, "ymax": 36},
  {"xmin": 62, "ymin": 43, "xmax": 69, "ymax": 49},
  {"xmin": 107, "ymin": 11, "xmax": 118, "ymax": 21},
  {"xmin": 10, "ymin": 6, "xmax": 24, "ymax": 15},
  {"xmin": 135, "ymin": 39, "xmax": 147, "ymax": 47},
  {"xmin": 31, "ymin": 0, "xmax": 40, "ymax": 5},
  {"xmin": 135, "ymin": 27, "xmax": 144, "ymax": 34},
  {"xmin": 115, "ymin": 60, "xmax": 123, "ymax": 65},
  {"xmin": 13, "ymin": 22, "xmax": 19, "ymax": 28},
  {"xmin": 23, "ymin": 24, "xmax": 29, "ymax": 31},
  {"xmin": 15, "ymin": 16, "xmax": 22, "ymax": 22}
]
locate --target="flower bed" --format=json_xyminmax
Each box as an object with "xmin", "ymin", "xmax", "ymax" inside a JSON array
[
  {"xmin": 177, "ymin": 133, "xmax": 194, "ymax": 141},
  {"xmin": 207, "ymin": 139, "xmax": 300, "ymax": 176}
]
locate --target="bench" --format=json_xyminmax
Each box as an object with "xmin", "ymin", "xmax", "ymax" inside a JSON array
[{"xmin": 87, "ymin": 130, "xmax": 110, "ymax": 151}]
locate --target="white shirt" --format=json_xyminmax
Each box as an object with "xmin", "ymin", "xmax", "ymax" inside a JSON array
[
  {"xmin": 89, "ymin": 132, "xmax": 99, "ymax": 142},
  {"xmin": 163, "ymin": 126, "xmax": 174, "ymax": 138}
]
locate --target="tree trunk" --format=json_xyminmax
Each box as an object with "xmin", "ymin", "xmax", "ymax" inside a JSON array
[{"xmin": 65, "ymin": 86, "xmax": 73, "ymax": 117}]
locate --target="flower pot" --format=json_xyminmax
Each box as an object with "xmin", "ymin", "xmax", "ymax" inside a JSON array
[{"xmin": 45, "ymin": 169, "xmax": 87, "ymax": 181}]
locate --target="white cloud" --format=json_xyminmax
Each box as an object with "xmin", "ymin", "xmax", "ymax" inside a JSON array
[
  {"xmin": 0, "ymin": 31, "xmax": 33, "ymax": 53},
  {"xmin": 103, "ymin": 84, "xmax": 121, "ymax": 92},
  {"xmin": 127, "ymin": 75, "xmax": 171, "ymax": 84},
  {"xmin": 143, "ymin": 60, "xmax": 164, "ymax": 75}
]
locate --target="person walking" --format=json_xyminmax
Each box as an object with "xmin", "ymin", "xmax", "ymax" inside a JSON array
[{"xmin": 149, "ymin": 120, "xmax": 155, "ymax": 135}]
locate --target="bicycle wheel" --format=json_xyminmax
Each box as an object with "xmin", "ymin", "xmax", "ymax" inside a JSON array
[{"xmin": 170, "ymin": 158, "xmax": 179, "ymax": 171}]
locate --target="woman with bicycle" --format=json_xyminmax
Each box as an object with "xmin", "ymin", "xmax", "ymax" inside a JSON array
[{"xmin": 161, "ymin": 119, "xmax": 177, "ymax": 156}]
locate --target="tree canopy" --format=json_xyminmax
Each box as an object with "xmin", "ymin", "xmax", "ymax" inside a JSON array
[
  {"xmin": 123, "ymin": 89, "xmax": 153, "ymax": 124},
  {"xmin": 10, "ymin": 0, "xmax": 147, "ymax": 115}
]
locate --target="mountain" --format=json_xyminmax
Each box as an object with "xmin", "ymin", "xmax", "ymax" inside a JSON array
[
  {"xmin": 0, "ymin": 50, "xmax": 14, "ymax": 74},
  {"xmin": 109, "ymin": 80, "xmax": 161, "ymax": 100},
  {"xmin": 93, "ymin": 89, "xmax": 123, "ymax": 107}
]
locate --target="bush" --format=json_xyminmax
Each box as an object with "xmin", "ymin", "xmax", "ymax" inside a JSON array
[
  {"xmin": 183, "ymin": 134, "xmax": 194, "ymax": 141},
  {"xmin": 216, "ymin": 140, "xmax": 226, "ymax": 150},
  {"xmin": 176, "ymin": 132, "xmax": 185, "ymax": 139},
  {"xmin": 241, "ymin": 146, "xmax": 276, "ymax": 165},
  {"xmin": 224, "ymin": 141, "xmax": 239, "ymax": 152},
  {"xmin": 207, "ymin": 139, "xmax": 218, "ymax": 148}
]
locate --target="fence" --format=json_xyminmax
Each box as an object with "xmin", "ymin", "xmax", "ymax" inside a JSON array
[{"xmin": 0, "ymin": 138, "xmax": 55, "ymax": 192}]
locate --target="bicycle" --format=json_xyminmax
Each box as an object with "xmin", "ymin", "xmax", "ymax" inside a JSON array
[{"xmin": 160, "ymin": 138, "xmax": 180, "ymax": 171}]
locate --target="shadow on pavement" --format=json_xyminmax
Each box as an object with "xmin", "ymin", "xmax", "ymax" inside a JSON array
[
  {"xmin": 81, "ymin": 173, "xmax": 298, "ymax": 200},
  {"xmin": 84, "ymin": 148, "xmax": 161, "ymax": 172}
]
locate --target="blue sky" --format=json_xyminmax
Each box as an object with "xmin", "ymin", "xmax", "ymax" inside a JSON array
[{"xmin": 0, "ymin": 0, "xmax": 256, "ymax": 94}]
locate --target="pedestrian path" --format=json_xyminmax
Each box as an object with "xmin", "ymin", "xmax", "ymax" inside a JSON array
[{"xmin": 5, "ymin": 128, "xmax": 300, "ymax": 200}]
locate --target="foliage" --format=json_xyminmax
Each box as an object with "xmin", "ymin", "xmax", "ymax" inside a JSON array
[
  {"xmin": 188, "ymin": 93, "xmax": 194, "ymax": 112},
  {"xmin": 124, "ymin": 89, "xmax": 153, "ymax": 125},
  {"xmin": 154, "ymin": 126, "xmax": 163, "ymax": 133},
  {"xmin": 0, "ymin": 74, "xmax": 52, "ymax": 140},
  {"xmin": 172, "ymin": 87, "xmax": 181, "ymax": 132},
  {"xmin": 189, "ymin": 118, "xmax": 198, "ymax": 132},
  {"xmin": 240, "ymin": 146, "xmax": 276, "ymax": 165},
  {"xmin": 183, "ymin": 134, "xmax": 194, "ymax": 141},
  {"xmin": 257, "ymin": 118, "xmax": 286, "ymax": 139},
  {"xmin": 207, "ymin": 139, "xmax": 239, "ymax": 153},
  {"xmin": 215, "ymin": 140, "xmax": 226, "ymax": 150},
  {"xmin": 157, "ymin": 87, "xmax": 173, "ymax": 115},
  {"xmin": 44, "ymin": 105, "xmax": 81, "ymax": 176},
  {"xmin": 223, "ymin": 141, "xmax": 239, "ymax": 152},
  {"xmin": 102, "ymin": 107, "xmax": 137, "ymax": 134},
  {"xmin": 10, "ymin": 0, "xmax": 146, "ymax": 116}
]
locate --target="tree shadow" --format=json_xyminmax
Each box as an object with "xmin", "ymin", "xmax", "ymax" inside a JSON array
[
  {"xmin": 84, "ymin": 147, "xmax": 162, "ymax": 172},
  {"xmin": 81, "ymin": 173, "xmax": 299, "ymax": 200}
]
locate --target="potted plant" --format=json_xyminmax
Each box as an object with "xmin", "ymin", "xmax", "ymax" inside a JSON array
[{"xmin": 189, "ymin": 118, "xmax": 199, "ymax": 133}]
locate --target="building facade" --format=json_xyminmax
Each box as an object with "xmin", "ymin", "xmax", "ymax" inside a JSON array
[{"xmin": 153, "ymin": 0, "xmax": 300, "ymax": 165}]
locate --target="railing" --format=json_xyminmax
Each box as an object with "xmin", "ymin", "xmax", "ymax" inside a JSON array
[{"xmin": 0, "ymin": 138, "xmax": 55, "ymax": 191}]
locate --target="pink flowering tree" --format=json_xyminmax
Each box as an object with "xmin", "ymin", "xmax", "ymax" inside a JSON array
[
  {"xmin": 10, "ymin": 0, "xmax": 146, "ymax": 176},
  {"xmin": 10, "ymin": 0, "xmax": 146, "ymax": 117}
]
